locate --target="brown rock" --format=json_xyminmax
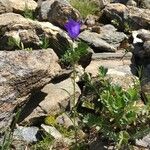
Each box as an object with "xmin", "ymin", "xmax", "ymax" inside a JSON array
[
  {"xmin": 0, "ymin": 49, "xmax": 61, "ymax": 130},
  {"xmin": 128, "ymin": 6, "xmax": 150, "ymax": 30},
  {"xmin": 0, "ymin": 13, "xmax": 72, "ymax": 56},
  {"xmin": 38, "ymin": 0, "xmax": 81, "ymax": 28},
  {"xmin": 22, "ymin": 78, "xmax": 81, "ymax": 123},
  {"xmin": 101, "ymin": 3, "xmax": 150, "ymax": 30},
  {"xmin": 9, "ymin": 0, "xmax": 37, "ymax": 13},
  {"xmin": 0, "ymin": 0, "xmax": 13, "ymax": 14}
]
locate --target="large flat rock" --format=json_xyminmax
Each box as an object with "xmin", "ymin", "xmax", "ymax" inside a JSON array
[{"xmin": 0, "ymin": 49, "xmax": 61, "ymax": 130}]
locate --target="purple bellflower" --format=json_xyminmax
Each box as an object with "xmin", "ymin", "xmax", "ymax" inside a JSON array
[{"xmin": 64, "ymin": 19, "xmax": 81, "ymax": 40}]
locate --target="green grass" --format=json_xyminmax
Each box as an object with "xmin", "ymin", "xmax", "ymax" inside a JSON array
[{"xmin": 69, "ymin": 0, "xmax": 99, "ymax": 19}]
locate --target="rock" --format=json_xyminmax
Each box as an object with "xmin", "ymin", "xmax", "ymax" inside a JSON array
[
  {"xmin": 41, "ymin": 124, "xmax": 63, "ymax": 139},
  {"xmin": 56, "ymin": 113, "xmax": 73, "ymax": 128},
  {"xmin": 0, "ymin": 0, "xmax": 13, "ymax": 14},
  {"xmin": 21, "ymin": 78, "xmax": 81, "ymax": 123},
  {"xmin": 79, "ymin": 30, "xmax": 115, "ymax": 52},
  {"xmin": 114, "ymin": 0, "xmax": 137, "ymax": 6},
  {"xmin": 0, "ymin": 49, "xmax": 61, "ymax": 131},
  {"xmin": 85, "ymin": 51, "xmax": 136, "ymax": 89},
  {"xmin": 132, "ymin": 30, "xmax": 143, "ymax": 44},
  {"xmin": 126, "ymin": 0, "xmax": 137, "ymax": 6},
  {"xmin": 136, "ymin": 133, "xmax": 150, "ymax": 148},
  {"xmin": 132, "ymin": 30, "xmax": 150, "ymax": 65},
  {"xmin": 128, "ymin": 6, "xmax": 150, "ymax": 30},
  {"xmin": 101, "ymin": 3, "xmax": 150, "ymax": 30},
  {"xmin": 0, "ymin": 13, "xmax": 72, "ymax": 56},
  {"xmin": 39, "ymin": 78, "xmax": 81, "ymax": 114},
  {"xmin": 137, "ymin": 30, "xmax": 150, "ymax": 42},
  {"xmin": 101, "ymin": 3, "xmax": 129, "ymax": 30},
  {"xmin": 79, "ymin": 25, "xmax": 127, "ymax": 52},
  {"xmin": 13, "ymin": 126, "xmax": 39, "ymax": 143},
  {"xmin": 9, "ymin": 0, "xmax": 37, "ymax": 13},
  {"xmin": 38, "ymin": 0, "xmax": 80, "ymax": 28},
  {"xmin": 141, "ymin": 0, "xmax": 150, "ymax": 9},
  {"xmin": 85, "ymin": 15, "xmax": 99, "ymax": 27},
  {"xmin": 141, "ymin": 65, "xmax": 150, "ymax": 97}
]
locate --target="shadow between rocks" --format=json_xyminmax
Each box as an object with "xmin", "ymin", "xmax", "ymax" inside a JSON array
[{"xmin": 17, "ymin": 90, "xmax": 47, "ymax": 123}]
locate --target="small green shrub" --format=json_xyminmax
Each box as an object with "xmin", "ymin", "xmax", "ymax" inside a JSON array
[
  {"xmin": 80, "ymin": 66, "xmax": 150, "ymax": 149},
  {"xmin": 8, "ymin": 36, "xmax": 32, "ymax": 51},
  {"xmin": 39, "ymin": 35, "xmax": 50, "ymax": 49},
  {"xmin": 69, "ymin": 0, "xmax": 99, "ymax": 18}
]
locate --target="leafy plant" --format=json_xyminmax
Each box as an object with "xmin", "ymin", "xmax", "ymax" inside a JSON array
[
  {"xmin": 23, "ymin": 2, "xmax": 35, "ymax": 20},
  {"xmin": 39, "ymin": 35, "xmax": 50, "ymax": 49},
  {"xmin": 80, "ymin": 66, "xmax": 150, "ymax": 149},
  {"xmin": 0, "ymin": 128, "xmax": 13, "ymax": 150},
  {"xmin": 30, "ymin": 132, "xmax": 54, "ymax": 150},
  {"xmin": 61, "ymin": 41, "xmax": 88, "ymax": 65},
  {"xmin": 8, "ymin": 36, "xmax": 32, "ymax": 51},
  {"xmin": 69, "ymin": 0, "xmax": 99, "ymax": 18}
]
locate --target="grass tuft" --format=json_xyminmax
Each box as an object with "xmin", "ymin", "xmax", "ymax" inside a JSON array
[{"xmin": 69, "ymin": 0, "xmax": 99, "ymax": 19}]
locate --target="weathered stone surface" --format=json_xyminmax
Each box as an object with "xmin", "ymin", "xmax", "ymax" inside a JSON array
[
  {"xmin": 85, "ymin": 51, "xmax": 136, "ymax": 89},
  {"xmin": 128, "ymin": 6, "xmax": 150, "ymax": 30},
  {"xmin": 40, "ymin": 78, "xmax": 81, "ymax": 114},
  {"xmin": 101, "ymin": 3, "xmax": 129, "ymax": 28},
  {"xmin": 41, "ymin": 124, "xmax": 63, "ymax": 139},
  {"xmin": 9, "ymin": 0, "xmax": 37, "ymax": 13},
  {"xmin": 101, "ymin": 3, "xmax": 150, "ymax": 30},
  {"xmin": 79, "ymin": 25, "xmax": 127, "ymax": 52},
  {"xmin": 0, "ymin": 0, "xmax": 13, "ymax": 14},
  {"xmin": 141, "ymin": 0, "xmax": 150, "ymax": 9},
  {"xmin": 38, "ymin": 0, "xmax": 80, "ymax": 28},
  {"xmin": 141, "ymin": 65, "xmax": 150, "ymax": 96},
  {"xmin": 114, "ymin": 0, "xmax": 137, "ymax": 6},
  {"xmin": 13, "ymin": 126, "xmax": 39, "ymax": 143},
  {"xmin": 56, "ymin": 113, "xmax": 73, "ymax": 128},
  {"xmin": 79, "ymin": 30, "xmax": 115, "ymax": 52},
  {"xmin": 132, "ymin": 29, "xmax": 150, "ymax": 65},
  {"xmin": 0, "ymin": 13, "xmax": 72, "ymax": 56},
  {"xmin": 136, "ymin": 133, "xmax": 150, "ymax": 148},
  {"xmin": 0, "ymin": 49, "xmax": 61, "ymax": 130},
  {"xmin": 21, "ymin": 78, "xmax": 81, "ymax": 123}
]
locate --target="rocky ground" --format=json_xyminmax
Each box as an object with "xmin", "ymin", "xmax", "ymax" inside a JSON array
[{"xmin": 0, "ymin": 0, "xmax": 150, "ymax": 149}]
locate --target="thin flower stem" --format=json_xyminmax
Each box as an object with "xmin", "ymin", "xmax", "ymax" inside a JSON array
[{"xmin": 72, "ymin": 62, "xmax": 78, "ymax": 147}]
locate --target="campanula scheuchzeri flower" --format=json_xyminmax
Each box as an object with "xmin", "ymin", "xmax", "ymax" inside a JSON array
[{"xmin": 64, "ymin": 19, "xmax": 81, "ymax": 39}]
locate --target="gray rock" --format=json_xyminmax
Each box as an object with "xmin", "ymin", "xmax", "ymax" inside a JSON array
[
  {"xmin": 38, "ymin": 0, "xmax": 80, "ymax": 28},
  {"xmin": 79, "ymin": 25, "xmax": 127, "ymax": 52},
  {"xmin": 136, "ymin": 133, "xmax": 150, "ymax": 148},
  {"xmin": 79, "ymin": 30, "xmax": 116, "ymax": 52},
  {"xmin": 0, "ymin": 0, "xmax": 13, "ymax": 14},
  {"xmin": 13, "ymin": 126, "xmax": 39, "ymax": 143},
  {"xmin": 0, "ymin": 49, "xmax": 61, "ymax": 131},
  {"xmin": 98, "ymin": 24, "xmax": 128, "ymax": 48}
]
